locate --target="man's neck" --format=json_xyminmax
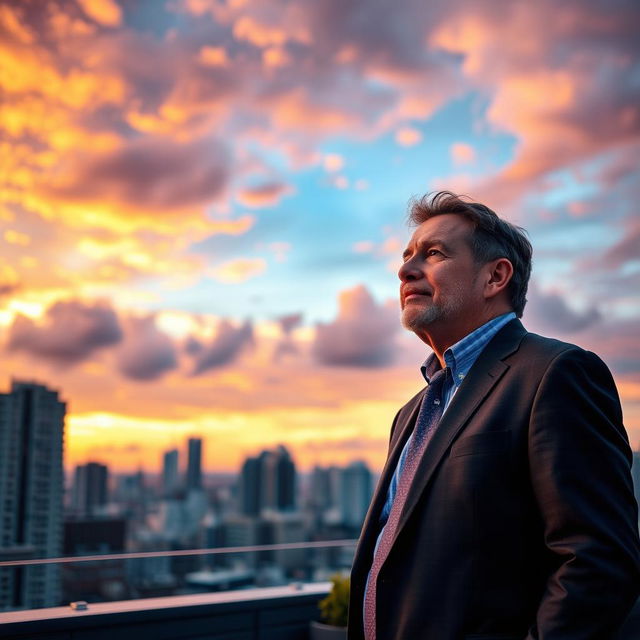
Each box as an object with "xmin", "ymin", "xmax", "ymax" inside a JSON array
[{"xmin": 417, "ymin": 309, "xmax": 513, "ymax": 368}]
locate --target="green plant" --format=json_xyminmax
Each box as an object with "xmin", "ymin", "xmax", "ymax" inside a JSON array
[{"xmin": 318, "ymin": 573, "xmax": 350, "ymax": 627}]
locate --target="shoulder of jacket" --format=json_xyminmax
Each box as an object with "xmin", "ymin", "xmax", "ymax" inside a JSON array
[
  {"xmin": 512, "ymin": 331, "xmax": 601, "ymax": 373},
  {"xmin": 519, "ymin": 330, "xmax": 585, "ymax": 357}
]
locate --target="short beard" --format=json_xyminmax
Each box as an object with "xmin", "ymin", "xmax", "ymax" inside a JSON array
[
  {"xmin": 401, "ymin": 305, "xmax": 442, "ymax": 332},
  {"xmin": 401, "ymin": 283, "xmax": 468, "ymax": 334}
]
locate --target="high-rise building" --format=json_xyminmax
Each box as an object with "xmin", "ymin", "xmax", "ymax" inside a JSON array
[
  {"xmin": 309, "ymin": 466, "xmax": 332, "ymax": 511},
  {"xmin": 340, "ymin": 460, "xmax": 373, "ymax": 530},
  {"xmin": 72, "ymin": 462, "xmax": 109, "ymax": 518},
  {"xmin": 239, "ymin": 456, "xmax": 261, "ymax": 516},
  {"xmin": 238, "ymin": 445, "xmax": 296, "ymax": 516},
  {"xmin": 0, "ymin": 381, "xmax": 66, "ymax": 610},
  {"xmin": 162, "ymin": 449, "xmax": 179, "ymax": 496},
  {"xmin": 271, "ymin": 445, "xmax": 296, "ymax": 511},
  {"xmin": 186, "ymin": 437, "xmax": 202, "ymax": 491}
]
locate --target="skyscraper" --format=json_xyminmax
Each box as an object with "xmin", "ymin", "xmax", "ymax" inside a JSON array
[
  {"xmin": 72, "ymin": 462, "xmax": 109, "ymax": 518},
  {"xmin": 186, "ymin": 437, "xmax": 202, "ymax": 491},
  {"xmin": 239, "ymin": 456, "xmax": 261, "ymax": 516},
  {"xmin": 271, "ymin": 445, "xmax": 295, "ymax": 511},
  {"xmin": 0, "ymin": 381, "xmax": 66, "ymax": 610},
  {"xmin": 340, "ymin": 460, "xmax": 373, "ymax": 530},
  {"xmin": 238, "ymin": 445, "xmax": 296, "ymax": 516},
  {"xmin": 162, "ymin": 448, "xmax": 179, "ymax": 497}
]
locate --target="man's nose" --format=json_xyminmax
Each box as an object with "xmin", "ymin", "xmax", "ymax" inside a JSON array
[{"xmin": 398, "ymin": 257, "xmax": 421, "ymax": 282}]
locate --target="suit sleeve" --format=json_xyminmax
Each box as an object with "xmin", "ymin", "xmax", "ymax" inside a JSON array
[{"xmin": 527, "ymin": 347, "xmax": 640, "ymax": 639}]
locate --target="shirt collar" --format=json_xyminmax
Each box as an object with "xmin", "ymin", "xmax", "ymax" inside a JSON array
[{"xmin": 421, "ymin": 312, "xmax": 516, "ymax": 385}]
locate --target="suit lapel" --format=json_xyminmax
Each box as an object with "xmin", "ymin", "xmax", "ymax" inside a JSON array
[{"xmin": 390, "ymin": 319, "xmax": 528, "ymax": 544}]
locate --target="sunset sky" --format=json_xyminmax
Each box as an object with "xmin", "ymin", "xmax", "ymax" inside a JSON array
[{"xmin": 1, "ymin": 0, "xmax": 639, "ymax": 474}]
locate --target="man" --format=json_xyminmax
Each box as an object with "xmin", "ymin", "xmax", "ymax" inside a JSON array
[{"xmin": 348, "ymin": 192, "xmax": 640, "ymax": 640}]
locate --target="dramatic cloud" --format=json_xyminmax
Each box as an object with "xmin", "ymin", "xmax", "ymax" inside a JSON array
[
  {"xmin": 430, "ymin": 0, "xmax": 640, "ymax": 206},
  {"xmin": 116, "ymin": 315, "xmax": 178, "ymax": 381},
  {"xmin": 313, "ymin": 285, "xmax": 399, "ymax": 367},
  {"xmin": 188, "ymin": 319, "xmax": 254, "ymax": 374},
  {"xmin": 601, "ymin": 224, "xmax": 640, "ymax": 271},
  {"xmin": 39, "ymin": 136, "xmax": 231, "ymax": 230},
  {"xmin": 525, "ymin": 283, "xmax": 602, "ymax": 335},
  {"xmin": 6, "ymin": 299, "xmax": 122, "ymax": 365},
  {"xmin": 1, "ymin": 0, "xmax": 639, "ymax": 468}
]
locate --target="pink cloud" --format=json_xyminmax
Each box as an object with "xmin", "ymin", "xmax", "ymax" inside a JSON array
[
  {"xmin": 430, "ymin": 0, "xmax": 640, "ymax": 201},
  {"xmin": 236, "ymin": 181, "xmax": 293, "ymax": 208},
  {"xmin": 76, "ymin": 0, "xmax": 122, "ymax": 27},
  {"xmin": 525, "ymin": 282, "xmax": 602, "ymax": 335},
  {"xmin": 7, "ymin": 299, "xmax": 122, "ymax": 366},
  {"xmin": 39, "ymin": 135, "xmax": 230, "ymax": 227},
  {"xmin": 313, "ymin": 285, "xmax": 399, "ymax": 367},
  {"xmin": 116, "ymin": 315, "xmax": 178, "ymax": 381},
  {"xmin": 188, "ymin": 319, "xmax": 254, "ymax": 374},
  {"xmin": 395, "ymin": 127, "xmax": 422, "ymax": 147},
  {"xmin": 450, "ymin": 142, "xmax": 476, "ymax": 166}
]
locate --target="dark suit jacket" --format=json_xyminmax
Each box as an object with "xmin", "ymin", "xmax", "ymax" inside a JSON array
[{"xmin": 349, "ymin": 319, "xmax": 640, "ymax": 640}]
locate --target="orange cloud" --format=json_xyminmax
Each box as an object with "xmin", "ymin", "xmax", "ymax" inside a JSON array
[
  {"xmin": 263, "ymin": 46, "xmax": 290, "ymax": 68},
  {"xmin": 210, "ymin": 257, "xmax": 267, "ymax": 283},
  {"xmin": 395, "ymin": 126, "xmax": 422, "ymax": 147},
  {"xmin": 236, "ymin": 182, "xmax": 293, "ymax": 208},
  {"xmin": 35, "ymin": 136, "xmax": 230, "ymax": 232},
  {"xmin": 0, "ymin": 209, "xmax": 256, "ymax": 317},
  {"xmin": 323, "ymin": 153, "xmax": 345, "ymax": 172},
  {"xmin": 76, "ymin": 0, "xmax": 123, "ymax": 27},
  {"xmin": 451, "ymin": 142, "xmax": 476, "ymax": 165},
  {"xmin": 430, "ymin": 3, "xmax": 639, "ymax": 190},
  {"xmin": 199, "ymin": 45, "xmax": 229, "ymax": 66},
  {"xmin": 268, "ymin": 88, "xmax": 361, "ymax": 133},
  {"xmin": 0, "ymin": 4, "xmax": 35, "ymax": 44},
  {"xmin": 4, "ymin": 230, "xmax": 30, "ymax": 246},
  {"xmin": 233, "ymin": 15, "xmax": 288, "ymax": 47}
]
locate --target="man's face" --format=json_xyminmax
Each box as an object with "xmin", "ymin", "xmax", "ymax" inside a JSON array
[{"xmin": 399, "ymin": 214, "xmax": 484, "ymax": 335}]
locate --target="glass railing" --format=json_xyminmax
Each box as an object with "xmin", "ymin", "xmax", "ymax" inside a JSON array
[{"xmin": 0, "ymin": 539, "xmax": 357, "ymax": 614}]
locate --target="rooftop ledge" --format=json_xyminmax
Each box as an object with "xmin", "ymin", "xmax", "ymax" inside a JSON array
[
  {"xmin": 1, "ymin": 586, "xmax": 638, "ymax": 640},
  {"xmin": 0, "ymin": 582, "xmax": 332, "ymax": 640}
]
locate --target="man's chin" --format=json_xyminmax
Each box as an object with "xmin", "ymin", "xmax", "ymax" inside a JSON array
[{"xmin": 401, "ymin": 308, "xmax": 439, "ymax": 332}]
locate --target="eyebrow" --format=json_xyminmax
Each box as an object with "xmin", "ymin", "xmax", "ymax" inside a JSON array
[{"xmin": 402, "ymin": 237, "xmax": 454, "ymax": 259}]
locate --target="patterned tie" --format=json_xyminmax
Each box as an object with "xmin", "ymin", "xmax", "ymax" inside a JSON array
[{"xmin": 363, "ymin": 367, "xmax": 447, "ymax": 640}]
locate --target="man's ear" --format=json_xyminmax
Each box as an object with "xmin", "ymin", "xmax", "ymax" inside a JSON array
[{"xmin": 484, "ymin": 258, "xmax": 513, "ymax": 300}]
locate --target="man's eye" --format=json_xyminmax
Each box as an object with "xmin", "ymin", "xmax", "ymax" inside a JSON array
[{"xmin": 427, "ymin": 249, "xmax": 442, "ymax": 257}]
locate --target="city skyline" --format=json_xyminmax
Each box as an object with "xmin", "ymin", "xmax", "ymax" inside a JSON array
[
  {"xmin": 1, "ymin": 0, "xmax": 638, "ymax": 474},
  {"xmin": 1, "ymin": 381, "xmax": 373, "ymax": 611}
]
